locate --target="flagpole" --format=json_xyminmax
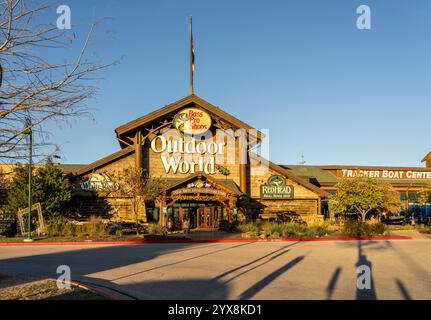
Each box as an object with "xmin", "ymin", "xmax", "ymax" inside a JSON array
[{"xmin": 190, "ymin": 16, "xmax": 193, "ymax": 95}]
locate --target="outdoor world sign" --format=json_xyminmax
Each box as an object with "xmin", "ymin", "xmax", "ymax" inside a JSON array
[
  {"xmin": 260, "ymin": 175, "xmax": 294, "ymax": 199},
  {"xmin": 150, "ymin": 108, "xmax": 225, "ymax": 175},
  {"xmin": 150, "ymin": 135, "xmax": 224, "ymax": 175}
]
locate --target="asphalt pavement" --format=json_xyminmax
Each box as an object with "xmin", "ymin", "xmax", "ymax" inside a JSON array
[{"xmin": 1, "ymin": 239, "xmax": 430, "ymax": 299}]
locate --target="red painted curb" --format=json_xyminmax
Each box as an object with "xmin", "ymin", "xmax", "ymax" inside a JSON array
[
  {"xmin": 46, "ymin": 278, "xmax": 121, "ymax": 300},
  {"xmin": 0, "ymin": 235, "xmax": 412, "ymax": 246}
]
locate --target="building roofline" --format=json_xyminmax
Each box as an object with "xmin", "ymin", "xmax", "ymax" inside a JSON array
[
  {"xmin": 250, "ymin": 153, "xmax": 330, "ymax": 198},
  {"xmin": 284, "ymin": 164, "xmax": 431, "ymax": 171},
  {"xmin": 114, "ymin": 94, "xmax": 264, "ymax": 145},
  {"xmin": 74, "ymin": 146, "xmax": 135, "ymax": 176},
  {"xmin": 162, "ymin": 173, "xmax": 242, "ymax": 195},
  {"xmin": 422, "ymin": 151, "xmax": 431, "ymax": 163}
]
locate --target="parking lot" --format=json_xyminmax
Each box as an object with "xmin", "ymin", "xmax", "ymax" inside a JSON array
[{"xmin": 1, "ymin": 238, "xmax": 431, "ymax": 300}]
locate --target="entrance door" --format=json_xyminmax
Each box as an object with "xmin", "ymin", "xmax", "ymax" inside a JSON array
[{"xmin": 197, "ymin": 207, "xmax": 214, "ymax": 229}]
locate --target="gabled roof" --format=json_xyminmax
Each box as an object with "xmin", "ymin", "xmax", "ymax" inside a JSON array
[
  {"xmin": 249, "ymin": 153, "xmax": 330, "ymax": 198},
  {"xmin": 281, "ymin": 165, "xmax": 339, "ymax": 185},
  {"xmin": 422, "ymin": 151, "xmax": 431, "ymax": 163},
  {"xmin": 114, "ymin": 94, "xmax": 264, "ymax": 146},
  {"xmin": 57, "ymin": 164, "xmax": 87, "ymax": 174},
  {"xmin": 74, "ymin": 146, "xmax": 135, "ymax": 176}
]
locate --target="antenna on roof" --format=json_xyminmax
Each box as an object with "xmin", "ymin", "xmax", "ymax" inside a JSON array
[{"xmin": 299, "ymin": 152, "xmax": 306, "ymax": 165}]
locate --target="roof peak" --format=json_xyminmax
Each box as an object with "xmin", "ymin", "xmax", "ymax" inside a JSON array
[{"xmin": 114, "ymin": 94, "xmax": 263, "ymax": 147}]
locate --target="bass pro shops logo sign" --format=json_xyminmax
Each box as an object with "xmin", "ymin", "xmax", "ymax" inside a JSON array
[
  {"xmin": 172, "ymin": 107, "xmax": 212, "ymax": 135},
  {"xmin": 260, "ymin": 175, "xmax": 294, "ymax": 199}
]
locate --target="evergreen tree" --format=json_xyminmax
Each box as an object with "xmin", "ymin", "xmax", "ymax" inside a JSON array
[{"xmin": 6, "ymin": 165, "xmax": 73, "ymax": 219}]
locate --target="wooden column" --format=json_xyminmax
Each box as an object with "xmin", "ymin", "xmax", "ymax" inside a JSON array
[
  {"xmin": 238, "ymin": 130, "xmax": 248, "ymax": 194},
  {"xmin": 240, "ymin": 164, "xmax": 247, "ymax": 194},
  {"xmin": 135, "ymin": 131, "xmax": 143, "ymax": 170},
  {"xmin": 406, "ymin": 187, "xmax": 410, "ymax": 216}
]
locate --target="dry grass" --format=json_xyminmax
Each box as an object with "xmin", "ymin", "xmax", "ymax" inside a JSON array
[{"xmin": 0, "ymin": 277, "xmax": 107, "ymax": 300}]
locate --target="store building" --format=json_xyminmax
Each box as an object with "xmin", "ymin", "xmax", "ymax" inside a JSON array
[
  {"xmin": 3, "ymin": 95, "xmax": 431, "ymax": 228},
  {"xmin": 283, "ymin": 164, "xmax": 431, "ymax": 218},
  {"xmin": 72, "ymin": 94, "xmax": 329, "ymax": 228}
]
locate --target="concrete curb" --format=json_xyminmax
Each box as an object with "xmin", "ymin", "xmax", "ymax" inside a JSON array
[
  {"xmin": 47, "ymin": 278, "xmax": 124, "ymax": 300},
  {"xmin": 0, "ymin": 235, "xmax": 412, "ymax": 246}
]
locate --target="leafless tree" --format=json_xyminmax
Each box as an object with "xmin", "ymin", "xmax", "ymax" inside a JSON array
[
  {"xmin": 109, "ymin": 167, "xmax": 170, "ymax": 234},
  {"xmin": 0, "ymin": 0, "xmax": 115, "ymax": 163}
]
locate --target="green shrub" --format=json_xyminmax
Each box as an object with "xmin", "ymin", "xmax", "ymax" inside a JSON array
[
  {"xmin": 238, "ymin": 219, "xmax": 335, "ymax": 240},
  {"xmin": 271, "ymin": 231, "xmax": 280, "ymax": 238},
  {"xmin": 147, "ymin": 223, "xmax": 167, "ymax": 235},
  {"xmin": 241, "ymin": 231, "xmax": 259, "ymax": 239},
  {"xmin": 236, "ymin": 223, "xmax": 259, "ymax": 234},
  {"xmin": 342, "ymin": 220, "xmax": 389, "ymax": 237},
  {"xmin": 257, "ymin": 221, "xmax": 332, "ymax": 239},
  {"xmin": 84, "ymin": 216, "xmax": 108, "ymax": 237},
  {"xmin": 46, "ymin": 216, "xmax": 70, "ymax": 237},
  {"xmin": 63, "ymin": 222, "xmax": 76, "ymax": 237},
  {"xmin": 303, "ymin": 225, "xmax": 329, "ymax": 238},
  {"xmin": 46, "ymin": 215, "xmax": 108, "ymax": 238},
  {"xmin": 260, "ymin": 222, "xmax": 276, "ymax": 238},
  {"xmin": 282, "ymin": 223, "xmax": 306, "ymax": 237}
]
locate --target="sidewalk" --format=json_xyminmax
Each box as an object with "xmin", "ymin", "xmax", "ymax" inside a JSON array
[
  {"xmin": 389, "ymin": 229, "xmax": 431, "ymax": 240},
  {"xmin": 188, "ymin": 230, "xmax": 242, "ymax": 240}
]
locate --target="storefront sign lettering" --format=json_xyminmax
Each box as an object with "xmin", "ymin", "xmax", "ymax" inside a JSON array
[
  {"xmin": 151, "ymin": 136, "xmax": 225, "ymax": 175},
  {"xmin": 340, "ymin": 169, "xmax": 431, "ymax": 180},
  {"xmin": 172, "ymin": 108, "xmax": 212, "ymax": 135},
  {"xmin": 172, "ymin": 188, "xmax": 227, "ymax": 197},
  {"xmin": 260, "ymin": 175, "xmax": 294, "ymax": 199},
  {"xmin": 80, "ymin": 173, "xmax": 118, "ymax": 192}
]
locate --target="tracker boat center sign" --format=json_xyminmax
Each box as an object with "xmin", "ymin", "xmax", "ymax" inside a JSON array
[{"xmin": 340, "ymin": 169, "xmax": 431, "ymax": 180}]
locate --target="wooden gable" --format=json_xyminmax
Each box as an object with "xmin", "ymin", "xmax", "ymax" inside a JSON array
[
  {"xmin": 422, "ymin": 151, "xmax": 431, "ymax": 168},
  {"xmin": 114, "ymin": 94, "xmax": 264, "ymax": 148}
]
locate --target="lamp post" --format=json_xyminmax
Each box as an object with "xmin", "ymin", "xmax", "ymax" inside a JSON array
[{"xmin": 23, "ymin": 117, "xmax": 33, "ymax": 242}]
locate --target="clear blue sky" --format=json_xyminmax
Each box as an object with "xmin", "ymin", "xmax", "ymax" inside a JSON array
[{"xmin": 43, "ymin": 0, "xmax": 431, "ymax": 167}]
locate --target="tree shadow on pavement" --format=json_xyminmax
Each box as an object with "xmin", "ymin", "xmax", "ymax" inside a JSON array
[
  {"xmin": 0, "ymin": 242, "xmax": 304, "ymax": 299},
  {"xmin": 213, "ymin": 242, "xmax": 299, "ymax": 284},
  {"xmin": 0, "ymin": 242, "xmax": 251, "ymax": 279},
  {"xmin": 111, "ymin": 242, "xmax": 253, "ymax": 282},
  {"xmin": 326, "ymin": 266, "xmax": 342, "ymax": 300},
  {"xmin": 238, "ymin": 255, "xmax": 305, "ymax": 300},
  {"xmin": 0, "ymin": 242, "xmax": 248, "ymax": 294},
  {"xmin": 395, "ymin": 278, "xmax": 412, "ymax": 300}
]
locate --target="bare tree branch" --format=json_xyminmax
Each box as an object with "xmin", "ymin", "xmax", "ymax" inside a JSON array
[{"xmin": 0, "ymin": 0, "xmax": 117, "ymax": 163}]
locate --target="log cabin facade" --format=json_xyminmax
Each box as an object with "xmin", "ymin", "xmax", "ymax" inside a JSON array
[
  {"xmin": 2, "ymin": 95, "xmax": 431, "ymax": 227},
  {"xmin": 72, "ymin": 94, "xmax": 329, "ymax": 228}
]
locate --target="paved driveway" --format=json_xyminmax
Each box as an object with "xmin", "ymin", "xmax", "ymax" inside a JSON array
[{"xmin": 1, "ymin": 239, "xmax": 430, "ymax": 300}]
